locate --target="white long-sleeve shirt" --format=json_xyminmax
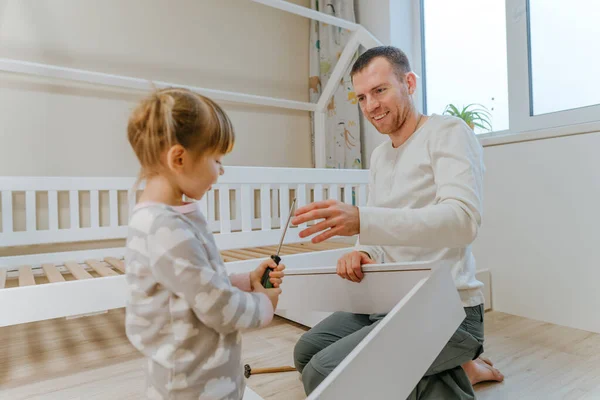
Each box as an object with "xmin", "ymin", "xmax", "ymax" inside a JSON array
[{"xmin": 355, "ymin": 113, "xmax": 485, "ymax": 307}]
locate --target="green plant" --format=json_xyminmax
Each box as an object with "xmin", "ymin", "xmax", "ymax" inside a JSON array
[{"xmin": 443, "ymin": 103, "xmax": 493, "ymax": 132}]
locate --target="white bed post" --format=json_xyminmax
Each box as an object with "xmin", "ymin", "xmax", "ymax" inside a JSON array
[
  {"xmin": 313, "ymin": 27, "xmax": 382, "ymax": 169},
  {"xmin": 248, "ymin": 1, "xmax": 385, "ymax": 170},
  {"xmin": 314, "ymin": 111, "xmax": 327, "ymax": 168},
  {"xmin": 314, "ymin": 30, "xmax": 360, "ymax": 169},
  {"xmin": 357, "ymin": 26, "xmax": 383, "ymax": 50}
]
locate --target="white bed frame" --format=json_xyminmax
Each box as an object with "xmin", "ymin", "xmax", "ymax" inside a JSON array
[
  {"xmin": 0, "ymin": 166, "xmax": 369, "ymax": 327},
  {"xmin": 0, "ymin": 169, "xmax": 473, "ymax": 399},
  {"xmin": 0, "ymin": 2, "xmax": 485, "ymax": 398}
]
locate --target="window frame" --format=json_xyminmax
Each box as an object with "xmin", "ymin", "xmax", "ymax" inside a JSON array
[{"xmin": 419, "ymin": 0, "xmax": 600, "ymax": 146}]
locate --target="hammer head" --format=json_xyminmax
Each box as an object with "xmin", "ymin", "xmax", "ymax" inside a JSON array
[{"xmin": 244, "ymin": 363, "xmax": 251, "ymax": 378}]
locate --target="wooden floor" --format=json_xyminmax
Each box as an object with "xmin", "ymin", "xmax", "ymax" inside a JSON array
[{"xmin": 1, "ymin": 310, "xmax": 600, "ymax": 399}]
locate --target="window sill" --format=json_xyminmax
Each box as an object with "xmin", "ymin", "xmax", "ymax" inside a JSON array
[{"xmin": 477, "ymin": 120, "xmax": 600, "ymax": 147}]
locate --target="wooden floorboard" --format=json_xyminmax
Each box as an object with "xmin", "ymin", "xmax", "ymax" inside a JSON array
[{"xmin": 1, "ymin": 310, "xmax": 599, "ymax": 399}]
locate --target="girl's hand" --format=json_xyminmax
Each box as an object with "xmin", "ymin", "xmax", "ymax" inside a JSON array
[
  {"xmin": 250, "ymin": 258, "xmax": 286, "ymax": 289},
  {"xmin": 254, "ymin": 286, "xmax": 282, "ymax": 311}
]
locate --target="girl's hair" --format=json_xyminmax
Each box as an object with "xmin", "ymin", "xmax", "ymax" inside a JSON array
[{"xmin": 127, "ymin": 87, "xmax": 234, "ymax": 181}]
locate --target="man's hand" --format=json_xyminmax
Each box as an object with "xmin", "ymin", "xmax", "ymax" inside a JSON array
[
  {"xmin": 250, "ymin": 258, "xmax": 285, "ymax": 289},
  {"xmin": 337, "ymin": 250, "xmax": 376, "ymax": 283},
  {"xmin": 290, "ymin": 199, "xmax": 360, "ymax": 243}
]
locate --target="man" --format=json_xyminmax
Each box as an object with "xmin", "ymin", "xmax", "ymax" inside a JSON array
[{"xmin": 291, "ymin": 46, "xmax": 504, "ymax": 399}]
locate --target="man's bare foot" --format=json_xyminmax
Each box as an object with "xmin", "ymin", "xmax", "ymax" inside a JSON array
[
  {"xmin": 462, "ymin": 357, "xmax": 504, "ymax": 386},
  {"xmin": 479, "ymin": 356, "xmax": 493, "ymax": 367}
]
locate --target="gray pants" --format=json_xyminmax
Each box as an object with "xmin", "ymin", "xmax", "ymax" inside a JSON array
[{"xmin": 294, "ymin": 305, "xmax": 485, "ymax": 399}]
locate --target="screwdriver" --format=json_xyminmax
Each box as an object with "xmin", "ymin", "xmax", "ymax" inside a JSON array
[{"xmin": 261, "ymin": 198, "xmax": 297, "ymax": 289}]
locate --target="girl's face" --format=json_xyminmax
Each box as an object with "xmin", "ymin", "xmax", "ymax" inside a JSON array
[
  {"xmin": 183, "ymin": 152, "xmax": 225, "ymax": 200},
  {"xmin": 167, "ymin": 147, "xmax": 225, "ymax": 201}
]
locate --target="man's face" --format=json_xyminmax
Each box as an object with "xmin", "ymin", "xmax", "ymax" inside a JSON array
[{"xmin": 352, "ymin": 57, "xmax": 415, "ymax": 135}]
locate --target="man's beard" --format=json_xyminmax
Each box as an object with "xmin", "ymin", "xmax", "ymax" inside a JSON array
[{"xmin": 375, "ymin": 112, "xmax": 405, "ymax": 135}]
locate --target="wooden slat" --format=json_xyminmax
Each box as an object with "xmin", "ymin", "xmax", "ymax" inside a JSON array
[
  {"xmin": 296, "ymin": 184, "xmax": 307, "ymax": 228},
  {"xmin": 69, "ymin": 191, "xmax": 80, "ymax": 229},
  {"xmin": 244, "ymin": 248, "xmax": 277, "ymax": 258},
  {"xmin": 358, "ymin": 184, "xmax": 367, "ymax": 206},
  {"xmin": 329, "ymin": 184, "xmax": 339, "ymax": 201},
  {"xmin": 42, "ymin": 263, "xmax": 65, "ymax": 283},
  {"xmin": 64, "ymin": 261, "xmax": 93, "ymax": 280},
  {"xmin": 128, "ymin": 189, "xmax": 137, "ymax": 219},
  {"xmin": 273, "ymin": 243, "xmax": 323, "ymax": 252},
  {"xmin": 90, "ymin": 190, "xmax": 100, "ymax": 228},
  {"xmin": 104, "ymin": 257, "xmax": 126, "ymax": 273},
  {"xmin": 198, "ymin": 193, "xmax": 208, "ymax": 217},
  {"xmin": 223, "ymin": 255, "xmax": 243, "ymax": 262},
  {"xmin": 219, "ymin": 253, "xmax": 244, "ymax": 262},
  {"xmin": 291, "ymin": 241, "xmax": 351, "ymax": 250},
  {"xmin": 227, "ymin": 249, "xmax": 269, "ymax": 259},
  {"xmin": 344, "ymin": 184, "xmax": 353, "ymax": 205},
  {"xmin": 278, "ymin": 246, "xmax": 309, "ymax": 256},
  {"xmin": 256, "ymin": 245, "xmax": 305, "ymax": 255},
  {"xmin": 314, "ymin": 184, "xmax": 323, "ymax": 202},
  {"xmin": 250, "ymin": 186, "xmax": 256, "ymax": 230},
  {"xmin": 207, "ymin": 190, "xmax": 216, "ymax": 223},
  {"xmin": 109, "ymin": 190, "xmax": 119, "ymax": 227},
  {"xmin": 18, "ymin": 266, "xmax": 36, "ymax": 286},
  {"xmin": 221, "ymin": 250, "xmax": 254, "ymax": 261},
  {"xmin": 1, "ymin": 190, "xmax": 13, "ymax": 233},
  {"xmin": 25, "ymin": 191, "xmax": 36, "ymax": 231},
  {"xmin": 48, "ymin": 190, "xmax": 59, "ymax": 230},
  {"xmin": 85, "ymin": 260, "xmax": 118, "ymax": 277},
  {"xmin": 272, "ymin": 189, "xmax": 279, "ymax": 227},
  {"xmin": 218, "ymin": 185, "xmax": 231, "ymax": 234},
  {"xmin": 241, "ymin": 184, "xmax": 252, "ymax": 232},
  {"xmin": 286, "ymin": 244, "xmax": 329, "ymax": 254},
  {"xmin": 280, "ymin": 244, "xmax": 316, "ymax": 253},
  {"xmin": 241, "ymin": 247, "xmax": 274, "ymax": 256},
  {"xmin": 234, "ymin": 188, "xmax": 242, "ymax": 227},
  {"xmin": 260, "ymin": 184, "xmax": 271, "ymax": 231},
  {"xmin": 319, "ymin": 242, "xmax": 353, "ymax": 249},
  {"xmin": 281, "ymin": 243, "xmax": 316, "ymax": 252},
  {"xmin": 279, "ymin": 184, "xmax": 290, "ymax": 229},
  {"xmin": 0, "ymin": 269, "xmax": 6, "ymax": 289}
]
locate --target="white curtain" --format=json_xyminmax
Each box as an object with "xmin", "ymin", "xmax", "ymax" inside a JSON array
[{"xmin": 309, "ymin": 0, "xmax": 362, "ymax": 169}]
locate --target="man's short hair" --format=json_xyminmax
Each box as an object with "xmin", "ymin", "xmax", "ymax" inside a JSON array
[{"xmin": 350, "ymin": 46, "xmax": 412, "ymax": 82}]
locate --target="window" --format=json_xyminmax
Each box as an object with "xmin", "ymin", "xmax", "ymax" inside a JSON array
[
  {"xmin": 528, "ymin": 0, "xmax": 600, "ymax": 115},
  {"xmin": 420, "ymin": 0, "xmax": 600, "ymax": 139},
  {"xmin": 421, "ymin": 0, "xmax": 509, "ymax": 134}
]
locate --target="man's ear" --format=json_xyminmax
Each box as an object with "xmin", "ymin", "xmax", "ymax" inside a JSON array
[
  {"xmin": 165, "ymin": 145, "xmax": 186, "ymax": 173},
  {"xmin": 406, "ymin": 72, "xmax": 418, "ymax": 95}
]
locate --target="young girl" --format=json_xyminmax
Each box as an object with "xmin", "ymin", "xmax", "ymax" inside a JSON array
[{"xmin": 124, "ymin": 87, "xmax": 284, "ymax": 399}]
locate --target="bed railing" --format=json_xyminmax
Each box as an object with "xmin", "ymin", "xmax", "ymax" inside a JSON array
[{"xmin": 0, "ymin": 166, "xmax": 369, "ymax": 265}]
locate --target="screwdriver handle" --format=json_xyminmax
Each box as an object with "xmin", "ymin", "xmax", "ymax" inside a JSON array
[{"xmin": 261, "ymin": 255, "xmax": 281, "ymax": 289}]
